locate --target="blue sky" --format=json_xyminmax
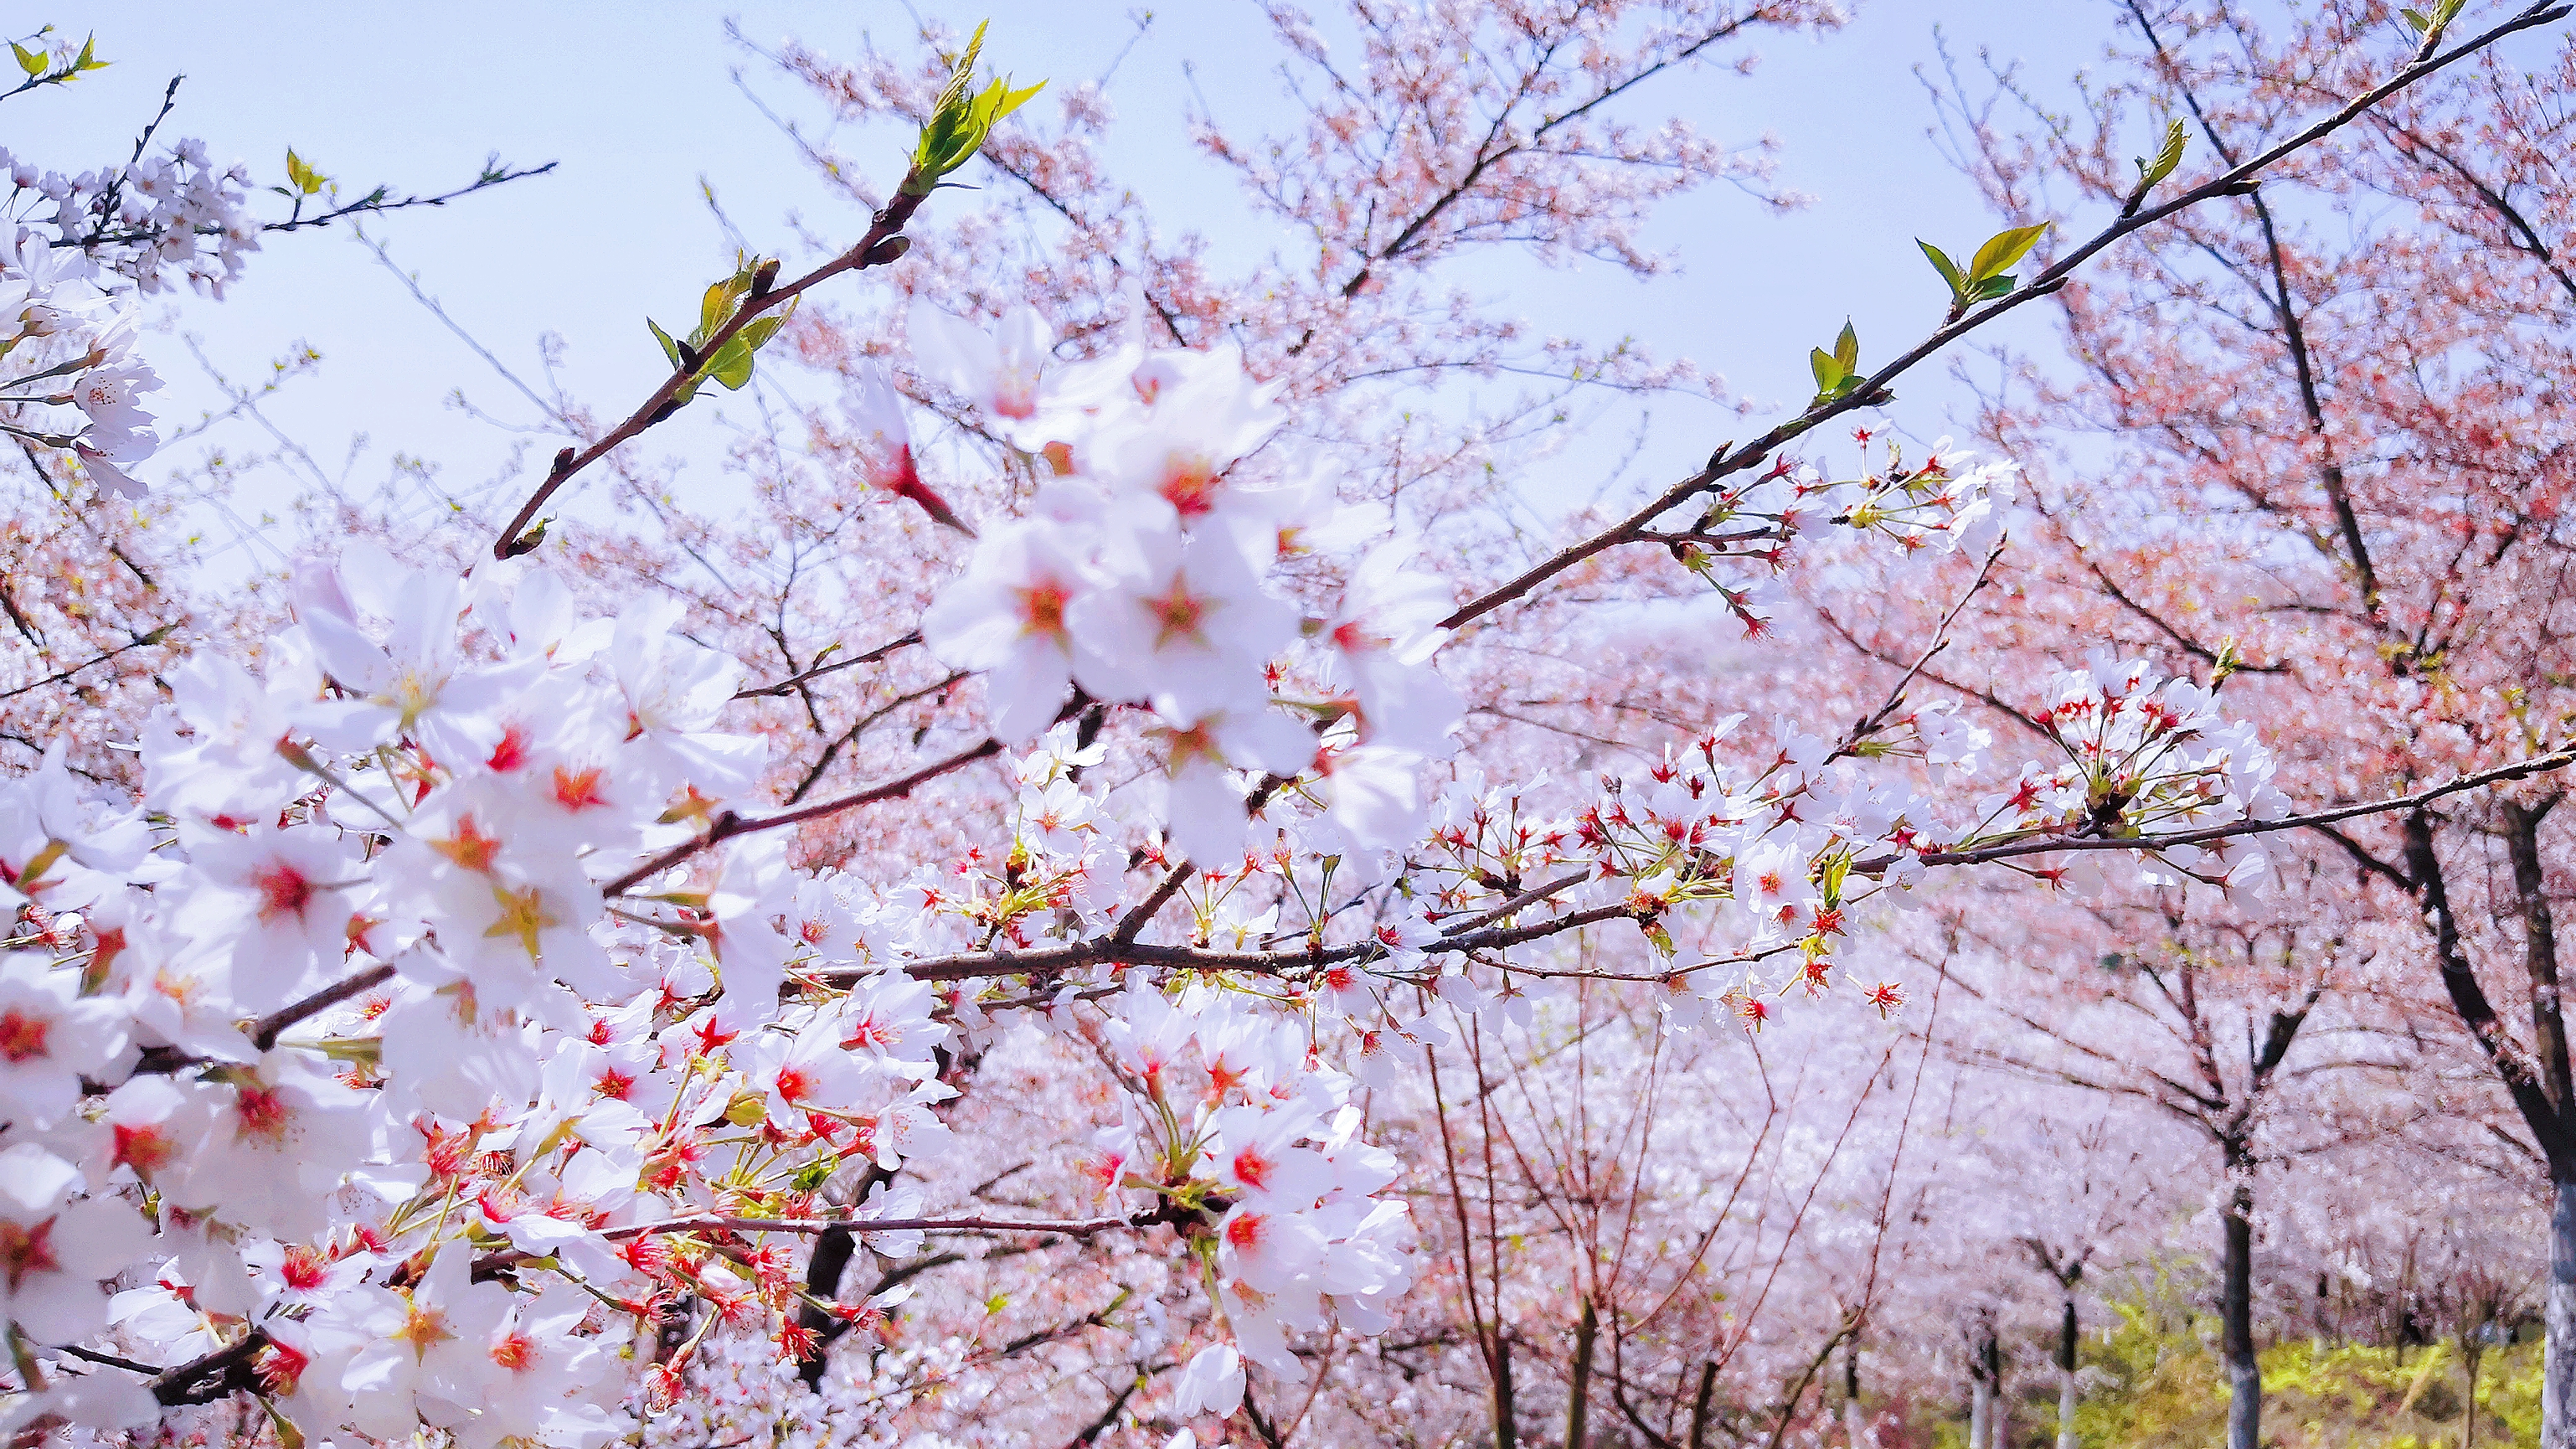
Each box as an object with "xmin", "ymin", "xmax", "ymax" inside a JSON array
[{"xmin": 12, "ymin": 2, "xmax": 2123, "ymax": 564}]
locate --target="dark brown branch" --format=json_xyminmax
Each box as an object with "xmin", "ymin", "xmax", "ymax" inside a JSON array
[
  {"xmin": 67, "ymin": 162, "xmax": 559, "ymax": 251},
  {"xmin": 733, "ymin": 632, "xmax": 923, "ymax": 699},
  {"xmin": 0, "ymin": 628, "xmax": 172, "ymax": 700},
  {"xmin": 605, "ymin": 735, "xmax": 1003, "ymax": 897},
  {"xmin": 1110, "ymin": 862, "xmax": 1195, "ymax": 948},
  {"xmin": 2507, "ymin": 797, "xmax": 2571, "ymax": 1116},
  {"xmin": 252, "ymin": 962, "xmax": 396, "ymax": 1051},
  {"xmin": 149, "ymin": 1330, "xmax": 268, "ymax": 1407},
  {"xmin": 2405, "ymin": 808, "xmax": 2573, "ymax": 1173},
  {"xmin": 492, "ymin": 181, "xmax": 935, "ymax": 556}
]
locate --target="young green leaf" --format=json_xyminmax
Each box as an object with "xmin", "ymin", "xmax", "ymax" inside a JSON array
[
  {"xmin": 934, "ymin": 22, "xmax": 988, "ymax": 129},
  {"xmin": 902, "ymin": 21, "xmax": 1047, "ymax": 195},
  {"xmin": 1918, "ymin": 240, "xmax": 1964, "ymax": 293},
  {"xmin": 2398, "ymin": 1, "xmax": 2460, "ymax": 35},
  {"xmin": 72, "ymin": 34, "xmax": 101, "ymax": 71},
  {"xmin": 656, "ymin": 279, "xmax": 796, "ymax": 400},
  {"xmin": 263, "ymin": 1397, "xmax": 305, "ymax": 1449},
  {"xmin": 698, "ymin": 268, "xmax": 752, "ymax": 341},
  {"xmin": 965, "ymin": 75, "xmax": 1046, "ymax": 158},
  {"xmin": 2136, "ymin": 117, "xmax": 2186, "ymax": 189},
  {"xmin": 1967, "ymin": 223, "xmax": 2049, "ymax": 284},
  {"xmin": 739, "ymin": 309, "xmax": 793, "ymax": 357},
  {"xmin": 1833, "ymin": 319, "xmax": 1859, "ymax": 374},
  {"xmin": 2403, "ymin": 0, "xmax": 2465, "ymax": 36},
  {"xmin": 647, "ymin": 317, "xmax": 698, "ymax": 403},
  {"xmin": 11, "ymin": 41, "xmax": 46, "ymax": 77},
  {"xmin": 705, "ymin": 337, "xmax": 755, "ymax": 390},
  {"xmin": 284, "ymin": 149, "xmax": 326, "ymax": 197},
  {"xmin": 1810, "ymin": 347, "xmax": 1844, "ymax": 396},
  {"xmin": 1820, "ymin": 851, "xmax": 1851, "ymax": 909}
]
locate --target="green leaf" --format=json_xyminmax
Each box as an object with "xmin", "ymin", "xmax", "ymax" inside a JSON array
[
  {"xmin": 2404, "ymin": 0, "xmax": 2465, "ymax": 34},
  {"xmin": 647, "ymin": 317, "xmax": 684, "ymax": 371},
  {"xmin": 11, "ymin": 42, "xmax": 45, "ymax": 77},
  {"xmin": 698, "ymin": 265, "xmax": 755, "ymax": 342},
  {"xmin": 1975, "ymin": 274, "xmax": 2017, "ymax": 300},
  {"xmin": 284, "ymin": 149, "xmax": 326, "ymax": 197},
  {"xmin": 648, "ymin": 317, "xmax": 703, "ymax": 406},
  {"xmin": 939, "ymin": 22, "xmax": 989, "ymax": 125},
  {"xmin": 706, "ymin": 337, "xmax": 755, "ymax": 390},
  {"xmin": 739, "ymin": 310, "xmax": 793, "ymax": 355},
  {"xmin": 1917, "ymin": 240, "xmax": 1963, "ymax": 293},
  {"xmin": 262, "ymin": 1399, "xmax": 305, "ymax": 1449},
  {"xmin": 2136, "ymin": 117, "xmax": 2186, "ymax": 189},
  {"xmin": 980, "ymin": 76, "xmax": 1046, "ymax": 128},
  {"xmin": 903, "ymin": 21, "xmax": 1047, "ymax": 194},
  {"xmin": 1833, "ymin": 319, "xmax": 1858, "ymax": 374},
  {"xmin": 72, "ymin": 34, "xmax": 101, "ymax": 71},
  {"xmin": 1809, "ymin": 347, "xmax": 1844, "ymax": 395},
  {"xmin": 1967, "ymin": 223, "xmax": 2049, "ymax": 283}
]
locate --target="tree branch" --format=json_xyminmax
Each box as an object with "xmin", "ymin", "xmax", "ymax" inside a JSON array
[{"xmin": 1432, "ymin": 0, "xmax": 2571, "ymax": 633}]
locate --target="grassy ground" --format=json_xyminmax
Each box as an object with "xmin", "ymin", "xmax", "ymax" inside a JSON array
[{"xmin": 1915, "ymin": 1300, "xmax": 2539, "ymax": 1447}]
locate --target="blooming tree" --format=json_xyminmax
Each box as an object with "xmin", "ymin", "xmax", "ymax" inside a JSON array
[
  {"xmin": 6, "ymin": 6, "xmax": 2576, "ymax": 1449},
  {"xmin": 1869, "ymin": 1, "xmax": 2576, "ymax": 1444}
]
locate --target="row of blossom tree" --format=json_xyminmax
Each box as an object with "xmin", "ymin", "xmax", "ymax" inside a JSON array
[{"xmin": 3, "ymin": 3, "xmax": 2574, "ymax": 1447}]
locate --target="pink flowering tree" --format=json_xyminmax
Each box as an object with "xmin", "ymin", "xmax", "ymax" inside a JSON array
[
  {"xmin": 8, "ymin": 6, "xmax": 2576, "ymax": 1449},
  {"xmin": 1841, "ymin": 1, "xmax": 2576, "ymax": 1444}
]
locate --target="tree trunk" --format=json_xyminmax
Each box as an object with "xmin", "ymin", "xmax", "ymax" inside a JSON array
[
  {"xmin": 2506, "ymin": 802, "xmax": 2576, "ymax": 1449},
  {"xmin": 1843, "ymin": 1340, "xmax": 1867, "ymax": 1449},
  {"xmin": 1689, "ymin": 1359, "xmax": 1717, "ymax": 1449},
  {"xmin": 1991, "ymin": 1385, "xmax": 2010, "ymax": 1449},
  {"xmin": 2056, "ymin": 1299, "xmax": 2080, "ymax": 1449},
  {"xmin": 2548, "ymin": 1178, "xmax": 2576, "ymax": 1449},
  {"xmin": 2223, "ymin": 1190, "xmax": 2260, "ymax": 1449},
  {"xmin": 2464, "ymin": 1335, "xmax": 2483, "ymax": 1449},
  {"xmin": 1492, "ymin": 1330, "xmax": 1517, "ymax": 1449},
  {"xmin": 1565, "ymin": 1297, "xmax": 1595, "ymax": 1449},
  {"xmin": 1970, "ymin": 1330, "xmax": 1997, "ymax": 1449}
]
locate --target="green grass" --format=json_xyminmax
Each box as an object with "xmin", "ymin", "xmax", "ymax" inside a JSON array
[{"xmin": 1912, "ymin": 1297, "xmax": 2539, "ymax": 1447}]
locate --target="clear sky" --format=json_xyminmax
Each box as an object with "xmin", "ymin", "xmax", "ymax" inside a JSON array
[{"xmin": 12, "ymin": 1, "xmax": 2130, "ymax": 566}]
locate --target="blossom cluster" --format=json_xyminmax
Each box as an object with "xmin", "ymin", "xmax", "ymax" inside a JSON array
[
  {"xmin": 1366, "ymin": 652, "xmax": 2286, "ymax": 1035},
  {"xmin": 0, "ymin": 134, "xmax": 259, "ymax": 297},
  {"xmin": 0, "ymin": 529, "xmax": 1429, "ymax": 1444},
  {"xmin": 1985, "ymin": 652, "xmax": 2289, "ymax": 895},
  {"xmin": 0, "ymin": 54, "xmax": 266, "ymax": 503},
  {"xmin": 1093, "ymin": 985, "xmax": 1414, "ymax": 1414},
  {"xmin": 0, "ymin": 226, "xmax": 162, "ymax": 498},
  {"xmin": 1, "ymin": 548, "xmax": 803, "ymax": 1443},
  {"xmin": 905, "ymin": 291, "xmax": 1461, "ymax": 869}
]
